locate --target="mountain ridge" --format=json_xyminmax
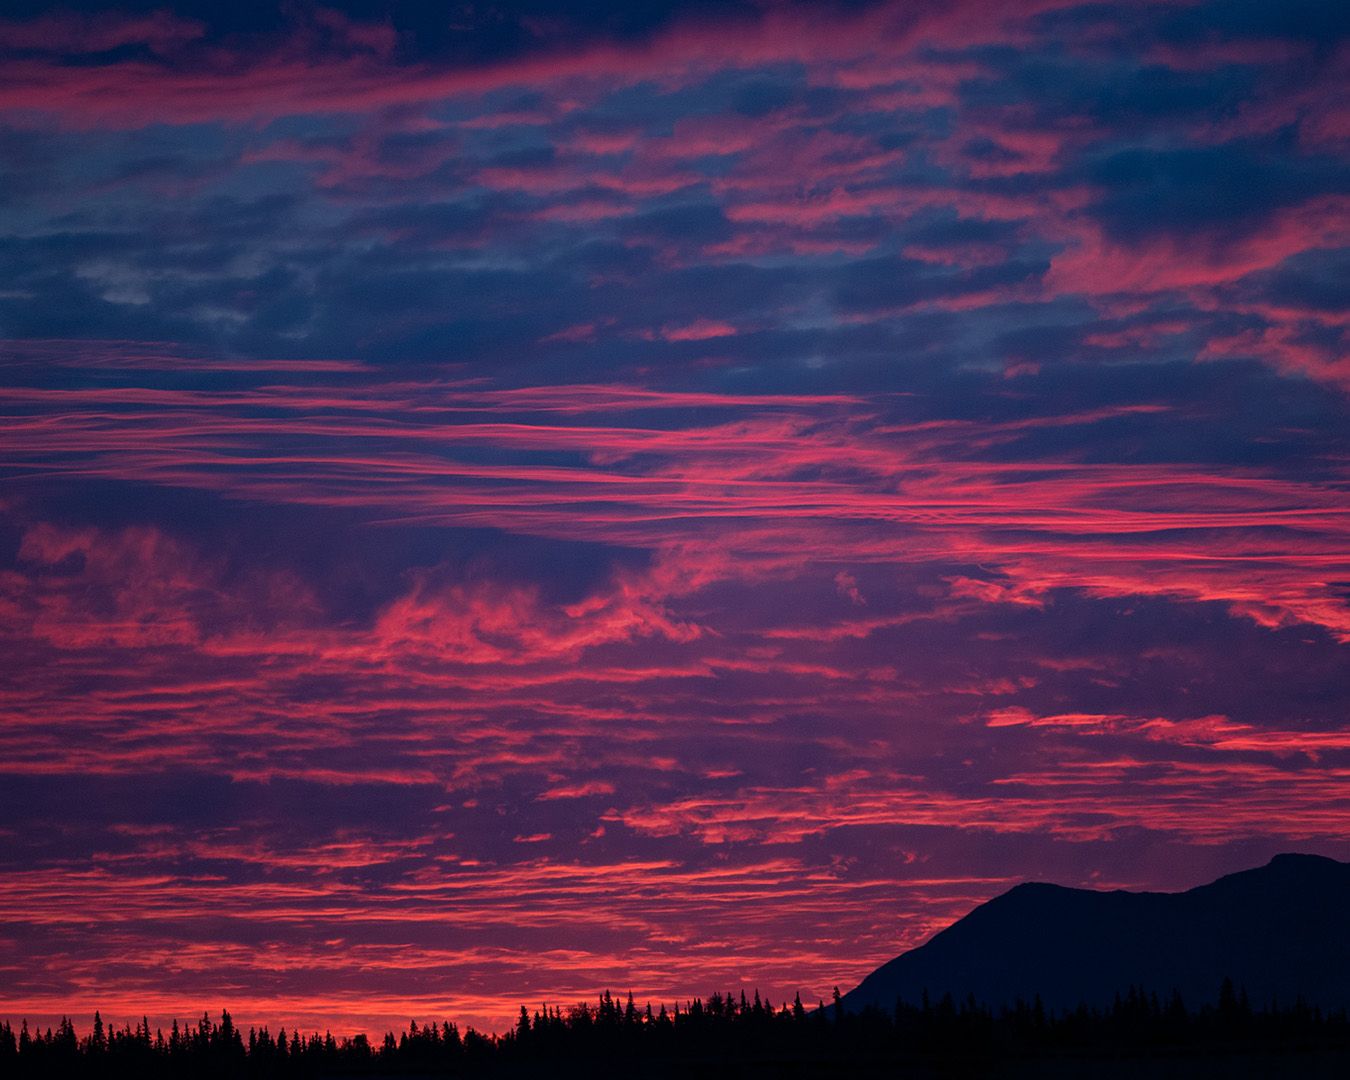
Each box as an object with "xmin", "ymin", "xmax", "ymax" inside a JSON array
[{"xmin": 840, "ymin": 853, "xmax": 1350, "ymax": 1015}]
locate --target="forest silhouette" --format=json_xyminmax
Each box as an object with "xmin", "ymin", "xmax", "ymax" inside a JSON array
[
  {"xmin": 10, "ymin": 856, "xmax": 1350, "ymax": 1075},
  {"xmin": 5, "ymin": 983, "xmax": 1349, "ymax": 1079}
]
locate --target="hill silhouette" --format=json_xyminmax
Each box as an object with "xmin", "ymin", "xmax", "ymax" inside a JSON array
[{"xmin": 840, "ymin": 853, "xmax": 1350, "ymax": 1016}]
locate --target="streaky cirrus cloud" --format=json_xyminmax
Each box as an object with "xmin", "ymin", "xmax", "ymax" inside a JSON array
[{"xmin": 1, "ymin": 0, "xmax": 1347, "ymax": 1040}]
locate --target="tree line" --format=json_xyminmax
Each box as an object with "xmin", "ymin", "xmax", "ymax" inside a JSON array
[{"xmin": 2, "ymin": 981, "xmax": 1347, "ymax": 1078}]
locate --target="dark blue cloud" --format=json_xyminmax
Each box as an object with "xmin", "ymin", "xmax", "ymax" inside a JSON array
[{"xmin": 1085, "ymin": 139, "xmax": 1350, "ymax": 243}]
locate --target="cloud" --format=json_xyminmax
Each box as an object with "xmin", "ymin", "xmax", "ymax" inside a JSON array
[{"xmin": 1, "ymin": 0, "xmax": 1348, "ymax": 1038}]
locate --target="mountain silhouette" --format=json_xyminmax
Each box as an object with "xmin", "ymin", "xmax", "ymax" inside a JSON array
[{"xmin": 840, "ymin": 853, "xmax": 1350, "ymax": 1015}]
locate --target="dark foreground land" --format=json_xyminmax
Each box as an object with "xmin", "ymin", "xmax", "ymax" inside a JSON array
[{"xmin": 4, "ymin": 985, "xmax": 1348, "ymax": 1079}]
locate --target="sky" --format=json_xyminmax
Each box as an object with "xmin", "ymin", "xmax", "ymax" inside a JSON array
[{"xmin": 1, "ymin": 0, "xmax": 1348, "ymax": 1038}]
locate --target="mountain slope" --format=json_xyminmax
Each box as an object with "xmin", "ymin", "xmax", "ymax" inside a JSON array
[{"xmin": 840, "ymin": 853, "xmax": 1350, "ymax": 1014}]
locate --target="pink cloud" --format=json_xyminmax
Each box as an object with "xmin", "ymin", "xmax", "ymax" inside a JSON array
[{"xmin": 645, "ymin": 319, "xmax": 739, "ymax": 342}]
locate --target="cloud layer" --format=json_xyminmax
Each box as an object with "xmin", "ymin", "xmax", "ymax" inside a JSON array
[{"xmin": 1, "ymin": 0, "xmax": 1347, "ymax": 1037}]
